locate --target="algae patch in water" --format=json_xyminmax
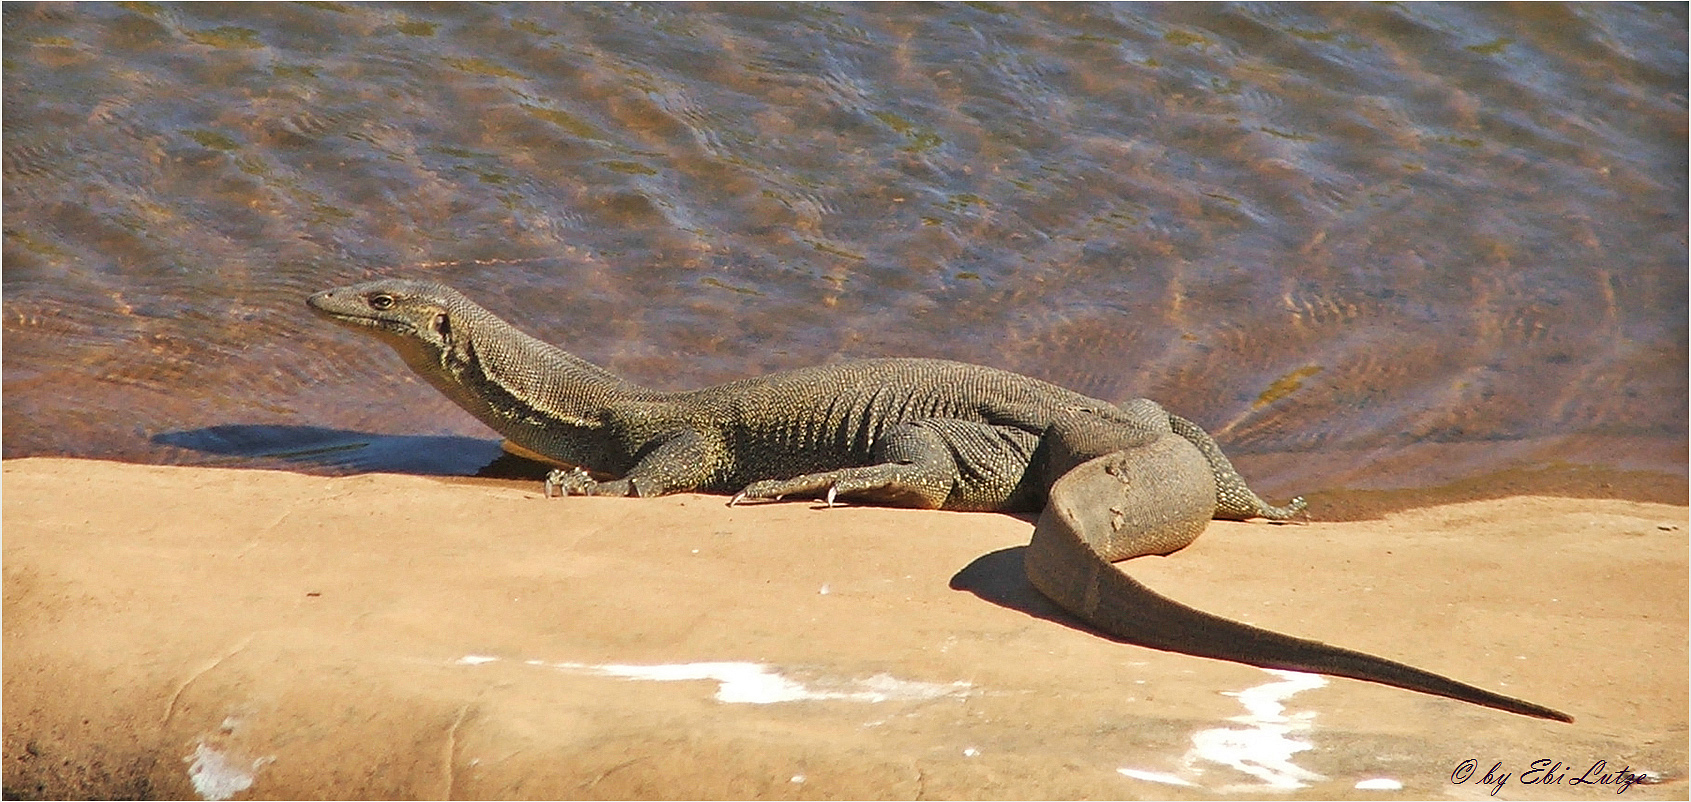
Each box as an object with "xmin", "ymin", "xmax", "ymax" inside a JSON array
[
  {"xmin": 1259, "ymin": 127, "xmax": 1319, "ymax": 143},
  {"xmin": 1161, "ymin": 29, "xmax": 1214, "ymax": 49},
  {"xmin": 1465, "ymin": 37, "xmax": 1514, "ymax": 56},
  {"xmin": 805, "ymin": 239, "xmax": 866, "ymax": 261},
  {"xmin": 700, "ymin": 277, "xmax": 763, "ymax": 297},
  {"xmin": 511, "ymin": 19, "xmax": 557, "ymax": 37},
  {"xmin": 1254, "ymin": 365, "xmax": 1324, "ymax": 409},
  {"xmin": 521, "ymin": 105, "xmax": 602, "ymax": 140},
  {"xmin": 184, "ymin": 26, "xmax": 263, "ymax": 50},
  {"xmin": 396, "ymin": 20, "xmax": 438, "ymax": 37},
  {"xmin": 600, "ymin": 160, "xmax": 660, "ymax": 176},
  {"xmin": 444, "ymin": 57, "xmax": 526, "ymax": 81},
  {"xmin": 184, "ymin": 129, "xmax": 240, "ymax": 152},
  {"xmin": 871, "ymin": 112, "xmax": 944, "ymax": 154}
]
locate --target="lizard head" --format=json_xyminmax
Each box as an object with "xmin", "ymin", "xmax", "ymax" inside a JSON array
[{"xmin": 308, "ymin": 279, "xmax": 468, "ymax": 366}]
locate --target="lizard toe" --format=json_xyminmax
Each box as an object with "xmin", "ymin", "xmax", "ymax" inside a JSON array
[
  {"xmin": 732, "ymin": 478, "xmax": 804, "ymax": 503},
  {"xmin": 544, "ymin": 467, "xmax": 598, "ymax": 497}
]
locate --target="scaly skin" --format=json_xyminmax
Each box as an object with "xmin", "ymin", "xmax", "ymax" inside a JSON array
[{"xmin": 308, "ymin": 279, "xmax": 1570, "ymax": 722}]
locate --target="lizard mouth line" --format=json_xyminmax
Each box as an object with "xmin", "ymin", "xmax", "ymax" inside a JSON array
[
  {"xmin": 306, "ymin": 296, "xmax": 410, "ymax": 334},
  {"xmin": 315, "ymin": 311, "xmax": 386, "ymax": 328}
]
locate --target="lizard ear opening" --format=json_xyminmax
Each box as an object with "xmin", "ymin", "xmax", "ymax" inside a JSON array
[{"xmin": 432, "ymin": 312, "xmax": 451, "ymax": 342}]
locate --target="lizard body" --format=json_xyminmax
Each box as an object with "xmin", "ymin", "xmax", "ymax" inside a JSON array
[{"xmin": 308, "ymin": 279, "xmax": 1570, "ymax": 722}]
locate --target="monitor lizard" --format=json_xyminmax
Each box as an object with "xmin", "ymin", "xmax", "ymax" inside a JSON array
[{"xmin": 307, "ymin": 278, "xmax": 1570, "ymax": 722}]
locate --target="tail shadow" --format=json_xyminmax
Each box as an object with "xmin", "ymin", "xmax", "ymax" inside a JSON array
[{"xmin": 949, "ymin": 545, "xmax": 1116, "ymax": 639}]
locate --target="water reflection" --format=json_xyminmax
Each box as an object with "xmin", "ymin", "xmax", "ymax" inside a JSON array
[{"xmin": 3, "ymin": 3, "xmax": 1684, "ymax": 500}]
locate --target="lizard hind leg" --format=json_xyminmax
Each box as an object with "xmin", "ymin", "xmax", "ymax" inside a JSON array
[{"xmin": 1166, "ymin": 412, "xmax": 1306, "ymax": 521}]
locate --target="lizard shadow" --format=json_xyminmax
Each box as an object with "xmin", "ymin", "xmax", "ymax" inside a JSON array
[
  {"xmin": 152, "ymin": 427, "xmax": 1238, "ymax": 652},
  {"xmin": 949, "ymin": 544, "xmax": 1117, "ymax": 639},
  {"xmin": 151, "ymin": 425, "xmax": 553, "ymax": 479}
]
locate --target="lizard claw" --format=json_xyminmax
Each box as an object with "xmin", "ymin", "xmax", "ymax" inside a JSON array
[
  {"xmin": 544, "ymin": 467, "xmax": 596, "ymax": 498},
  {"xmin": 825, "ymin": 486, "xmax": 838, "ymax": 508},
  {"xmin": 727, "ymin": 482, "xmax": 787, "ymax": 506}
]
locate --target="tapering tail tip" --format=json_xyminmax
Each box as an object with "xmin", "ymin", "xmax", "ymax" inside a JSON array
[{"xmin": 1528, "ymin": 703, "xmax": 1575, "ymax": 724}]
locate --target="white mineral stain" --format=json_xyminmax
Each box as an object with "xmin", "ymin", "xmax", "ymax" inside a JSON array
[
  {"xmin": 1116, "ymin": 768, "xmax": 1198, "ymax": 786},
  {"xmin": 454, "ymin": 655, "xmax": 968, "ymax": 705},
  {"xmin": 556, "ymin": 661, "xmax": 970, "ymax": 704},
  {"xmin": 570, "ymin": 661, "xmax": 814, "ymax": 703},
  {"xmin": 184, "ymin": 743, "xmax": 272, "ymax": 801},
  {"xmin": 1118, "ymin": 669, "xmax": 1328, "ymax": 792},
  {"xmin": 1185, "ymin": 670, "xmax": 1328, "ymax": 791}
]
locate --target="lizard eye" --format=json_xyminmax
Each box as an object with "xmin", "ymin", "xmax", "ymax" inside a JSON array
[{"xmin": 368, "ymin": 294, "xmax": 395, "ymax": 311}]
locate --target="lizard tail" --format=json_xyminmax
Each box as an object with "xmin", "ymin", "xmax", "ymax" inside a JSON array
[{"xmin": 1023, "ymin": 446, "xmax": 1573, "ymax": 723}]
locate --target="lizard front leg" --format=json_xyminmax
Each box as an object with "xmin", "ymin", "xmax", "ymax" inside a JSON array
[{"xmin": 546, "ymin": 429, "xmax": 723, "ymax": 499}]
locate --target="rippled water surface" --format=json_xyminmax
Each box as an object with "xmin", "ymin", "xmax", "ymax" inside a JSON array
[{"xmin": 4, "ymin": 3, "xmax": 1685, "ymax": 502}]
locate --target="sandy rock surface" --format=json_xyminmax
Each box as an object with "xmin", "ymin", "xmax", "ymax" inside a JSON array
[{"xmin": 3, "ymin": 457, "xmax": 1685, "ymax": 799}]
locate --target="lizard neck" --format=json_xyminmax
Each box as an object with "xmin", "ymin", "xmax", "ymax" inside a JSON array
[{"xmin": 393, "ymin": 299, "xmax": 664, "ymax": 466}]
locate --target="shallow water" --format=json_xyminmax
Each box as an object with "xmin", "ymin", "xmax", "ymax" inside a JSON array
[{"xmin": 3, "ymin": 3, "xmax": 1685, "ymax": 501}]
